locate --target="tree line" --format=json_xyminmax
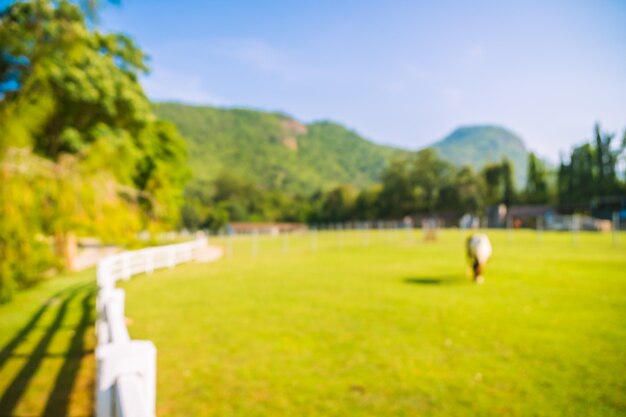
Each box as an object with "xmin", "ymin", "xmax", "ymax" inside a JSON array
[
  {"xmin": 182, "ymin": 126, "xmax": 625, "ymax": 232},
  {"xmin": 180, "ymin": 150, "xmax": 543, "ymax": 231},
  {"xmin": 558, "ymin": 124, "xmax": 626, "ymax": 207}
]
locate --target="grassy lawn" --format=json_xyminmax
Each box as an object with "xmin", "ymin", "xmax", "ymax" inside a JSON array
[
  {"xmin": 119, "ymin": 229, "xmax": 626, "ymax": 417},
  {"xmin": 0, "ymin": 269, "xmax": 96, "ymax": 417}
]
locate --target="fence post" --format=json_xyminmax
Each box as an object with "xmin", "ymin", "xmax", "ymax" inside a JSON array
[
  {"xmin": 96, "ymin": 340, "xmax": 156, "ymax": 417},
  {"xmin": 507, "ymin": 215, "xmax": 513, "ymax": 243},
  {"xmin": 252, "ymin": 229, "xmax": 259, "ymax": 257},
  {"xmin": 572, "ymin": 214, "xmax": 580, "ymax": 246},
  {"xmin": 97, "ymin": 260, "xmax": 112, "ymax": 289},
  {"xmin": 338, "ymin": 223, "xmax": 344, "ymax": 249},
  {"xmin": 106, "ymin": 289, "xmax": 130, "ymax": 343},
  {"xmin": 613, "ymin": 211, "xmax": 620, "ymax": 247},
  {"xmin": 197, "ymin": 238, "xmax": 207, "ymax": 260},
  {"xmin": 227, "ymin": 232, "xmax": 234, "ymax": 257},
  {"xmin": 96, "ymin": 288, "xmax": 115, "ymax": 345},
  {"xmin": 282, "ymin": 232, "xmax": 289, "ymax": 254},
  {"xmin": 310, "ymin": 226, "xmax": 318, "ymax": 252}
]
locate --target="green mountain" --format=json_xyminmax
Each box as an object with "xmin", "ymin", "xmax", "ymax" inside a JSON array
[
  {"xmin": 154, "ymin": 103, "xmax": 532, "ymax": 193},
  {"xmin": 153, "ymin": 102, "xmax": 406, "ymax": 193},
  {"xmin": 430, "ymin": 125, "xmax": 529, "ymax": 185}
]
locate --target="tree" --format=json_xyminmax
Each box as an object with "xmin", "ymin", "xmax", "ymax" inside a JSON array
[
  {"xmin": 593, "ymin": 123, "xmax": 619, "ymax": 196},
  {"xmin": 410, "ymin": 149, "xmax": 453, "ymax": 213},
  {"xmin": 454, "ymin": 166, "xmax": 483, "ymax": 213},
  {"xmin": 501, "ymin": 159, "xmax": 516, "ymax": 206},
  {"xmin": 557, "ymin": 124, "xmax": 626, "ymax": 208},
  {"xmin": 377, "ymin": 158, "xmax": 415, "ymax": 219},
  {"xmin": 571, "ymin": 143, "xmax": 595, "ymax": 203},
  {"xmin": 525, "ymin": 153, "xmax": 549, "ymax": 204},
  {"xmin": 353, "ymin": 185, "xmax": 382, "ymax": 220},
  {"xmin": 0, "ymin": 0, "xmax": 188, "ymax": 222},
  {"xmin": 482, "ymin": 160, "xmax": 517, "ymax": 207},
  {"xmin": 318, "ymin": 185, "xmax": 356, "ymax": 223},
  {"xmin": 0, "ymin": 0, "xmax": 188, "ymax": 300},
  {"xmin": 483, "ymin": 163, "xmax": 502, "ymax": 206},
  {"xmin": 556, "ymin": 161, "xmax": 567, "ymax": 206}
]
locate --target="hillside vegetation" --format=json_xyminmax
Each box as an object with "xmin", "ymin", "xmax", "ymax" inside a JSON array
[
  {"xmin": 153, "ymin": 103, "xmax": 405, "ymax": 193},
  {"xmin": 156, "ymin": 103, "xmax": 535, "ymax": 193}
]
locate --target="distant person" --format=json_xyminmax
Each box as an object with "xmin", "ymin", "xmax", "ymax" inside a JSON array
[{"xmin": 466, "ymin": 234, "xmax": 492, "ymax": 284}]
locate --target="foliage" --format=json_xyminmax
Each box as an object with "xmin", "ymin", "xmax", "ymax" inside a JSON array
[
  {"xmin": 0, "ymin": 155, "xmax": 56, "ymax": 301},
  {"xmin": 482, "ymin": 159, "xmax": 518, "ymax": 207},
  {"xmin": 180, "ymin": 148, "xmax": 564, "ymax": 229},
  {"xmin": 181, "ymin": 172, "xmax": 313, "ymax": 231},
  {"xmin": 308, "ymin": 150, "xmax": 505, "ymax": 222},
  {"xmin": 153, "ymin": 102, "xmax": 406, "ymax": 195},
  {"xmin": 557, "ymin": 123, "xmax": 626, "ymax": 208},
  {"xmin": 310, "ymin": 184, "xmax": 357, "ymax": 223},
  {"xmin": 0, "ymin": 0, "xmax": 188, "ymax": 300},
  {"xmin": 524, "ymin": 152, "xmax": 550, "ymax": 204},
  {"xmin": 158, "ymin": 103, "xmax": 554, "ymax": 228}
]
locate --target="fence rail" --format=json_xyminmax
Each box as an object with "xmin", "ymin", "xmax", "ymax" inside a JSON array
[{"xmin": 95, "ymin": 238, "xmax": 221, "ymax": 417}]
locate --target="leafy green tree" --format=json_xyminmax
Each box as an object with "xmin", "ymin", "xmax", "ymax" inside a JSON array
[
  {"xmin": 317, "ymin": 185, "xmax": 356, "ymax": 223},
  {"xmin": 0, "ymin": 0, "xmax": 188, "ymax": 300},
  {"xmin": 501, "ymin": 159, "xmax": 516, "ymax": 206},
  {"xmin": 453, "ymin": 166, "xmax": 483, "ymax": 213},
  {"xmin": 571, "ymin": 143, "xmax": 595, "ymax": 203},
  {"xmin": 483, "ymin": 163, "xmax": 502, "ymax": 206},
  {"xmin": 593, "ymin": 123, "xmax": 619, "ymax": 196},
  {"xmin": 525, "ymin": 153, "xmax": 549, "ymax": 204},
  {"xmin": 410, "ymin": 149, "xmax": 454, "ymax": 213},
  {"xmin": 353, "ymin": 185, "xmax": 382, "ymax": 220},
  {"xmin": 377, "ymin": 158, "xmax": 415, "ymax": 219},
  {"xmin": 481, "ymin": 160, "xmax": 517, "ymax": 207},
  {"xmin": 557, "ymin": 124, "xmax": 626, "ymax": 207}
]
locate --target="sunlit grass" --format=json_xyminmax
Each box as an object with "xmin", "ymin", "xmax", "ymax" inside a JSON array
[
  {"xmin": 121, "ymin": 229, "xmax": 626, "ymax": 417},
  {"xmin": 0, "ymin": 269, "xmax": 96, "ymax": 417}
]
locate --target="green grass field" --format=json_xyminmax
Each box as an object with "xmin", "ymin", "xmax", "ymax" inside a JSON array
[
  {"xmin": 118, "ymin": 230, "xmax": 626, "ymax": 417},
  {"xmin": 0, "ymin": 230, "xmax": 624, "ymax": 417}
]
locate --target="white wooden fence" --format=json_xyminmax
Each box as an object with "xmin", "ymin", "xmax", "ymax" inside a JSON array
[{"xmin": 95, "ymin": 238, "xmax": 222, "ymax": 417}]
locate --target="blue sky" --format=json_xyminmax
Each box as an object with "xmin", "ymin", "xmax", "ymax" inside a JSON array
[{"xmin": 99, "ymin": 0, "xmax": 626, "ymax": 160}]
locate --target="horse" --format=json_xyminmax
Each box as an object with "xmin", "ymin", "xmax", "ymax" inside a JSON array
[{"xmin": 466, "ymin": 233, "xmax": 492, "ymax": 284}]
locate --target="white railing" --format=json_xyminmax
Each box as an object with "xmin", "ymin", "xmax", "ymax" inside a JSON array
[{"xmin": 95, "ymin": 238, "xmax": 222, "ymax": 417}]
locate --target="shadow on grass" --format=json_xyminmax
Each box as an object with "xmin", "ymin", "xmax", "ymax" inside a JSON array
[
  {"xmin": 41, "ymin": 288, "xmax": 95, "ymax": 417},
  {"xmin": 0, "ymin": 286, "xmax": 72, "ymax": 371},
  {"xmin": 0, "ymin": 282, "xmax": 95, "ymax": 417},
  {"xmin": 403, "ymin": 276, "xmax": 467, "ymax": 286}
]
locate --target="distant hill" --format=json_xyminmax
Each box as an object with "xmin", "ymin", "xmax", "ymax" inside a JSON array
[
  {"xmin": 430, "ymin": 125, "xmax": 528, "ymax": 185},
  {"xmin": 154, "ymin": 103, "xmax": 532, "ymax": 193},
  {"xmin": 153, "ymin": 102, "xmax": 406, "ymax": 193}
]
